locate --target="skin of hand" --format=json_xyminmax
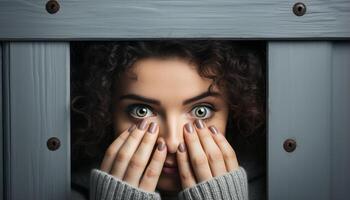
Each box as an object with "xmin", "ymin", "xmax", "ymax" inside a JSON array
[
  {"xmin": 94, "ymin": 117, "xmax": 247, "ymax": 198},
  {"xmin": 98, "ymin": 117, "xmax": 239, "ymax": 192},
  {"xmin": 176, "ymin": 119, "xmax": 239, "ymax": 189},
  {"xmin": 99, "ymin": 119, "xmax": 167, "ymax": 192}
]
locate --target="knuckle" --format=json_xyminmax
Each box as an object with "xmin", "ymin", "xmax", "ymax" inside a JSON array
[
  {"xmin": 128, "ymin": 158, "xmax": 145, "ymax": 170},
  {"xmin": 216, "ymin": 134, "xmax": 227, "ymax": 143},
  {"xmin": 115, "ymin": 151, "xmax": 128, "ymax": 162},
  {"xmin": 129, "ymin": 131, "xmax": 142, "ymax": 141},
  {"xmin": 140, "ymin": 135, "xmax": 154, "ymax": 146},
  {"xmin": 144, "ymin": 167, "xmax": 159, "ymax": 179},
  {"xmin": 177, "ymin": 153, "xmax": 187, "ymax": 162},
  {"xmin": 105, "ymin": 148, "xmax": 117, "ymax": 157},
  {"xmin": 207, "ymin": 151, "xmax": 223, "ymax": 164},
  {"xmin": 118, "ymin": 134, "xmax": 128, "ymax": 142},
  {"xmin": 186, "ymin": 134, "xmax": 197, "ymax": 143},
  {"xmin": 180, "ymin": 172, "xmax": 192, "ymax": 181},
  {"xmin": 152, "ymin": 151, "xmax": 164, "ymax": 163},
  {"xmin": 223, "ymin": 151, "xmax": 235, "ymax": 161},
  {"xmin": 191, "ymin": 156, "xmax": 208, "ymax": 167},
  {"xmin": 202, "ymin": 134, "xmax": 212, "ymax": 141}
]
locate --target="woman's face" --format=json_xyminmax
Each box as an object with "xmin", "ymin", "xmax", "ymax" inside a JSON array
[{"xmin": 112, "ymin": 57, "xmax": 229, "ymax": 191}]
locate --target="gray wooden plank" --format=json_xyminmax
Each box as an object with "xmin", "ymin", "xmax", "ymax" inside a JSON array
[
  {"xmin": 268, "ymin": 42, "xmax": 332, "ymax": 199},
  {"xmin": 2, "ymin": 42, "xmax": 70, "ymax": 200},
  {"xmin": 330, "ymin": 42, "xmax": 350, "ymax": 200},
  {"xmin": 0, "ymin": 43, "xmax": 3, "ymax": 200},
  {"xmin": 0, "ymin": 0, "xmax": 350, "ymax": 40},
  {"xmin": 3, "ymin": 42, "xmax": 11, "ymax": 200}
]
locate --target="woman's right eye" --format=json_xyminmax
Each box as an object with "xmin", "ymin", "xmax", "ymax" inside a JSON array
[{"xmin": 126, "ymin": 104, "xmax": 155, "ymax": 119}]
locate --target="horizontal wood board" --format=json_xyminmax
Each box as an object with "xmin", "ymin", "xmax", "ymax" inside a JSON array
[{"xmin": 0, "ymin": 0, "xmax": 350, "ymax": 40}]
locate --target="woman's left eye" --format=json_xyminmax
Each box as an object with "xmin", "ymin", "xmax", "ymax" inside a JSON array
[
  {"xmin": 127, "ymin": 104, "xmax": 155, "ymax": 119},
  {"xmin": 190, "ymin": 105, "xmax": 215, "ymax": 120}
]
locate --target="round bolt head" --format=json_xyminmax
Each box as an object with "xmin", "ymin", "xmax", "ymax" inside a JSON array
[
  {"xmin": 47, "ymin": 137, "xmax": 61, "ymax": 151},
  {"xmin": 293, "ymin": 2, "xmax": 307, "ymax": 16},
  {"xmin": 283, "ymin": 139, "xmax": 297, "ymax": 152},
  {"xmin": 46, "ymin": 0, "xmax": 60, "ymax": 14}
]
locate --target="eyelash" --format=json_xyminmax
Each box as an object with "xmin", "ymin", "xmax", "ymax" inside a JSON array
[
  {"xmin": 125, "ymin": 104, "xmax": 156, "ymax": 119},
  {"xmin": 190, "ymin": 103, "xmax": 217, "ymax": 122},
  {"xmin": 125, "ymin": 103, "xmax": 217, "ymax": 121}
]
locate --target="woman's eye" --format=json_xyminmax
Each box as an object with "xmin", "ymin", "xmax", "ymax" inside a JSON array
[
  {"xmin": 190, "ymin": 105, "xmax": 214, "ymax": 119},
  {"xmin": 127, "ymin": 105, "xmax": 155, "ymax": 119}
]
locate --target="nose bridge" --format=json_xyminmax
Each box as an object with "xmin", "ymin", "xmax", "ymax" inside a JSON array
[{"xmin": 161, "ymin": 112, "xmax": 186, "ymax": 153}]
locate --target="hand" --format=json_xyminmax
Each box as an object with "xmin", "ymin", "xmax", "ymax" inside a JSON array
[
  {"xmin": 176, "ymin": 119, "xmax": 239, "ymax": 189},
  {"xmin": 99, "ymin": 119, "xmax": 167, "ymax": 192}
]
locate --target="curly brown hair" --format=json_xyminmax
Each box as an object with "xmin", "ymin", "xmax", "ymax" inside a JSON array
[{"xmin": 70, "ymin": 40, "xmax": 266, "ymax": 170}]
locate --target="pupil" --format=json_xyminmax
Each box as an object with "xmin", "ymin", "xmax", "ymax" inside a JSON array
[
  {"xmin": 137, "ymin": 108, "xmax": 147, "ymax": 116},
  {"xmin": 196, "ymin": 108, "xmax": 206, "ymax": 117}
]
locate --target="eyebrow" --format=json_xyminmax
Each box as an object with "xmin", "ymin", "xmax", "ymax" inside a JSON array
[{"xmin": 118, "ymin": 91, "xmax": 221, "ymax": 106}]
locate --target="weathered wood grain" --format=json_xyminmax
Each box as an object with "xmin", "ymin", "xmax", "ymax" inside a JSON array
[
  {"xmin": 268, "ymin": 42, "xmax": 332, "ymax": 199},
  {"xmin": 268, "ymin": 41, "xmax": 350, "ymax": 200},
  {"xmin": 0, "ymin": 43, "xmax": 3, "ymax": 200},
  {"xmin": 330, "ymin": 42, "xmax": 350, "ymax": 200},
  {"xmin": 0, "ymin": 0, "xmax": 349, "ymax": 39},
  {"xmin": 2, "ymin": 42, "xmax": 70, "ymax": 200}
]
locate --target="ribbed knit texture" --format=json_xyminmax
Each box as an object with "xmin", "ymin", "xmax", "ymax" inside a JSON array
[
  {"xmin": 178, "ymin": 167, "xmax": 248, "ymax": 200},
  {"xmin": 90, "ymin": 167, "xmax": 248, "ymax": 200},
  {"xmin": 90, "ymin": 169, "xmax": 161, "ymax": 200}
]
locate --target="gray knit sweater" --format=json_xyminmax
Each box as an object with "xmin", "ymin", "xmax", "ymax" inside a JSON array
[
  {"xmin": 72, "ymin": 133, "xmax": 266, "ymax": 200},
  {"xmin": 89, "ymin": 167, "xmax": 248, "ymax": 200}
]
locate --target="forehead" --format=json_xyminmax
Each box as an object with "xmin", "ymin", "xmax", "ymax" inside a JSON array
[{"xmin": 115, "ymin": 58, "xmax": 221, "ymax": 102}]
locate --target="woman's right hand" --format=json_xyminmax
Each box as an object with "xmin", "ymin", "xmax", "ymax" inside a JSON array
[{"xmin": 99, "ymin": 119, "xmax": 167, "ymax": 192}]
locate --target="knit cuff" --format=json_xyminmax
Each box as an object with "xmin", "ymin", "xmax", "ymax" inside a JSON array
[
  {"xmin": 89, "ymin": 169, "xmax": 161, "ymax": 200},
  {"xmin": 178, "ymin": 166, "xmax": 248, "ymax": 200}
]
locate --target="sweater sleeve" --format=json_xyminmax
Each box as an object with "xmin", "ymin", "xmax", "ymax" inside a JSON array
[
  {"xmin": 178, "ymin": 166, "xmax": 248, "ymax": 200},
  {"xmin": 89, "ymin": 169, "xmax": 161, "ymax": 200}
]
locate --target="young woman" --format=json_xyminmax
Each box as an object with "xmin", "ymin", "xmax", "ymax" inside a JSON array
[{"xmin": 70, "ymin": 40, "xmax": 266, "ymax": 200}]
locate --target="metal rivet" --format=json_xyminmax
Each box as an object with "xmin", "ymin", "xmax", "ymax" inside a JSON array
[
  {"xmin": 46, "ymin": 0, "xmax": 60, "ymax": 14},
  {"xmin": 283, "ymin": 139, "xmax": 297, "ymax": 152},
  {"xmin": 47, "ymin": 137, "xmax": 61, "ymax": 151},
  {"xmin": 293, "ymin": 2, "xmax": 306, "ymax": 16}
]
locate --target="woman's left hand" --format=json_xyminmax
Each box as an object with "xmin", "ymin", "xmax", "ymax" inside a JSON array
[{"xmin": 176, "ymin": 119, "xmax": 239, "ymax": 189}]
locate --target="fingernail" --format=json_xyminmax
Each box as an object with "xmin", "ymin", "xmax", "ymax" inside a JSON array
[
  {"xmin": 209, "ymin": 126, "xmax": 218, "ymax": 135},
  {"xmin": 194, "ymin": 119, "xmax": 205, "ymax": 129},
  {"xmin": 178, "ymin": 143, "xmax": 186, "ymax": 152},
  {"xmin": 147, "ymin": 122, "xmax": 157, "ymax": 134},
  {"xmin": 157, "ymin": 141, "xmax": 166, "ymax": 151},
  {"xmin": 185, "ymin": 123, "xmax": 194, "ymax": 133},
  {"xmin": 128, "ymin": 124, "xmax": 137, "ymax": 133},
  {"xmin": 138, "ymin": 119, "xmax": 148, "ymax": 130}
]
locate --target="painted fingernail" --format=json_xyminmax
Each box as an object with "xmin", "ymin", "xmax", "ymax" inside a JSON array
[
  {"xmin": 185, "ymin": 123, "xmax": 194, "ymax": 133},
  {"xmin": 128, "ymin": 124, "xmax": 137, "ymax": 133},
  {"xmin": 138, "ymin": 119, "xmax": 148, "ymax": 130},
  {"xmin": 178, "ymin": 143, "xmax": 186, "ymax": 152},
  {"xmin": 147, "ymin": 122, "xmax": 157, "ymax": 134},
  {"xmin": 194, "ymin": 119, "xmax": 205, "ymax": 129},
  {"xmin": 209, "ymin": 126, "xmax": 218, "ymax": 135},
  {"xmin": 157, "ymin": 141, "xmax": 166, "ymax": 151}
]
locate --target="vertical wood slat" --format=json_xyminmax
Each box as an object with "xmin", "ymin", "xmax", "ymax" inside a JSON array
[
  {"xmin": 330, "ymin": 42, "xmax": 350, "ymax": 200},
  {"xmin": 2, "ymin": 42, "xmax": 70, "ymax": 200},
  {"xmin": 1, "ymin": 43, "xmax": 3, "ymax": 200},
  {"xmin": 268, "ymin": 42, "xmax": 332, "ymax": 200}
]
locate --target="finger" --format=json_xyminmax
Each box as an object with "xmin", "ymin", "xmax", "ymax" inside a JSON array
[
  {"xmin": 176, "ymin": 142, "xmax": 196, "ymax": 189},
  {"xmin": 110, "ymin": 119, "xmax": 150, "ymax": 179},
  {"xmin": 123, "ymin": 122, "xmax": 159, "ymax": 187},
  {"xmin": 194, "ymin": 119, "xmax": 227, "ymax": 177},
  {"xmin": 99, "ymin": 124, "xmax": 136, "ymax": 172},
  {"xmin": 183, "ymin": 122, "xmax": 212, "ymax": 182},
  {"xmin": 139, "ymin": 139, "xmax": 167, "ymax": 192},
  {"xmin": 208, "ymin": 125, "xmax": 239, "ymax": 172}
]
